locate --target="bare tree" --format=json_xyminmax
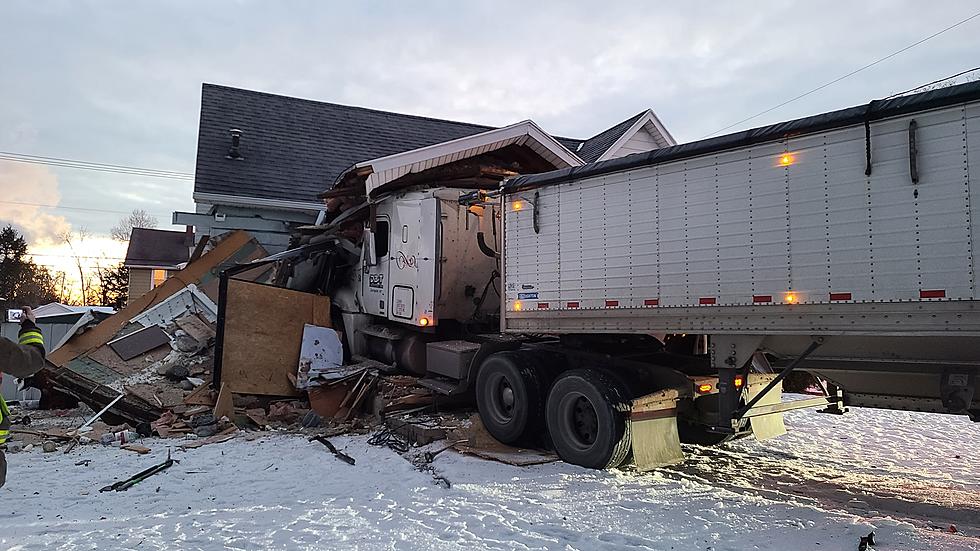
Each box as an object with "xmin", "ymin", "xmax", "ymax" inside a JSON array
[
  {"xmin": 111, "ymin": 209, "xmax": 159, "ymax": 241},
  {"xmin": 63, "ymin": 229, "xmax": 93, "ymax": 305}
]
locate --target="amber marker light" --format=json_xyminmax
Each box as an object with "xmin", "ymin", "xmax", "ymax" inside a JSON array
[
  {"xmin": 697, "ymin": 383, "xmax": 713, "ymax": 394},
  {"xmin": 419, "ymin": 317, "xmax": 430, "ymax": 327},
  {"xmin": 512, "ymin": 200, "xmax": 524, "ymax": 211},
  {"xmin": 784, "ymin": 293, "xmax": 798, "ymax": 304},
  {"xmin": 513, "ymin": 300, "xmax": 523, "ymax": 311},
  {"xmin": 779, "ymin": 153, "xmax": 795, "ymax": 166},
  {"xmin": 734, "ymin": 375, "xmax": 745, "ymax": 388}
]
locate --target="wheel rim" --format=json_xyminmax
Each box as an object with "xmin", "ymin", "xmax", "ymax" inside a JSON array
[
  {"xmin": 561, "ymin": 392, "xmax": 599, "ymax": 450},
  {"xmin": 485, "ymin": 372, "xmax": 517, "ymax": 424}
]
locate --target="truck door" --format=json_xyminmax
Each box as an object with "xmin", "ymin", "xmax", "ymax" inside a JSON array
[
  {"xmin": 362, "ymin": 215, "xmax": 390, "ymax": 317},
  {"xmin": 388, "ymin": 197, "xmax": 439, "ymax": 326}
]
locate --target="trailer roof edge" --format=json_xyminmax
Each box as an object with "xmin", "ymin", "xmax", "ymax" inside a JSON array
[{"xmin": 503, "ymin": 80, "xmax": 980, "ymax": 193}]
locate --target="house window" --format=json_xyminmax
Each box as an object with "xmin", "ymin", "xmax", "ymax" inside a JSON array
[{"xmin": 151, "ymin": 269, "xmax": 167, "ymax": 288}]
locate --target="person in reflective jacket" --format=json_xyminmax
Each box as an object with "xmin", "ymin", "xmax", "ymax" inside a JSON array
[{"xmin": 0, "ymin": 306, "xmax": 45, "ymax": 487}]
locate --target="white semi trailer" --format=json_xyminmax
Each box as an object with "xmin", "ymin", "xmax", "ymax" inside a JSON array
[{"xmin": 240, "ymin": 81, "xmax": 980, "ymax": 470}]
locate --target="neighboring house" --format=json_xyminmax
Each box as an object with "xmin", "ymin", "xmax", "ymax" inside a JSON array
[
  {"xmin": 174, "ymin": 83, "xmax": 675, "ymax": 252},
  {"xmin": 123, "ymin": 227, "xmax": 194, "ymax": 302}
]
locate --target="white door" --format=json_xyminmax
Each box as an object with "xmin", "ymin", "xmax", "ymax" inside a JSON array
[{"xmin": 388, "ymin": 198, "xmax": 439, "ymax": 325}]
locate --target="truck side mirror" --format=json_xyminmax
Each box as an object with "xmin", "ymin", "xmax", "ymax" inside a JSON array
[{"xmin": 362, "ymin": 228, "xmax": 377, "ymax": 266}]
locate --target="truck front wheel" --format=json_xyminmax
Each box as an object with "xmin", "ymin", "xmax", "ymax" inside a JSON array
[
  {"xmin": 476, "ymin": 352, "xmax": 548, "ymax": 445},
  {"xmin": 546, "ymin": 369, "xmax": 632, "ymax": 469}
]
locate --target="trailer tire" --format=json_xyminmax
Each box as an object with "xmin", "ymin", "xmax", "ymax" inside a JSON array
[
  {"xmin": 476, "ymin": 351, "xmax": 549, "ymax": 446},
  {"xmin": 546, "ymin": 369, "xmax": 632, "ymax": 469}
]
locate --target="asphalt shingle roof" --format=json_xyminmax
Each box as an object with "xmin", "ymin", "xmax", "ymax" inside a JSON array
[
  {"xmin": 575, "ymin": 112, "xmax": 645, "ymax": 163},
  {"xmin": 195, "ymin": 84, "xmax": 498, "ymax": 203},
  {"xmin": 124, "ymin": 228, "xmax": 192, "ymax": 267},
  {"xmin": 194, "ymin": 84, "xmax": 659, "ymax": 205}
]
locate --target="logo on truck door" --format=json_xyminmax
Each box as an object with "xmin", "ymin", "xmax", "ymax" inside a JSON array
[
  {"xmin": 395, "ymin": 251, "xmax": 417, "ymax": 270},
  {"xmin": 368, "ymin": 273, "xmax": 384, "ymax": 289}
]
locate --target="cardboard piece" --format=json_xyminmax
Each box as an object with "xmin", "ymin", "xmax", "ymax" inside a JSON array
[
  {"xmin": 220, "ymin": 280, "xmax": 330, "ymax": 396},
  {"xmin": 121, "ymin": 444, "xmax": 152, "ymax": 454}
]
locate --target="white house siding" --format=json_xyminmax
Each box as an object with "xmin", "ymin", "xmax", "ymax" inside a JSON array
[{"xmin": 608, "ymin": 123, "xmax": 668, "ymax": 159}]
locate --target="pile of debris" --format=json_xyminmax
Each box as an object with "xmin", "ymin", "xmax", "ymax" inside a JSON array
[{"xmin": 17, "ymin": 229, "xmax": 553, "ymax": 470}]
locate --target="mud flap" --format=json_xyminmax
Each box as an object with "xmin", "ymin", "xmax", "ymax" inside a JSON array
[
  {"xmin": 746, "ymin": 373, "xmax": 787, "ymax": 440},
  {"xmin": 630, "ymin": 389, "xmax": 684, "ymax": 470}
]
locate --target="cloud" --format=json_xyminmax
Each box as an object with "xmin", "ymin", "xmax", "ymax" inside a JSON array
[{"xmin": 0, "ymin": 161, "xmax": 72, "ymax": 246}]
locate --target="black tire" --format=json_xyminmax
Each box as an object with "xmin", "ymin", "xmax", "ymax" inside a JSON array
[
  {"xmin": 546, "ymin": 369, "xmax": 632, "ymax": 469},
  {"xmin": 475, "ymin": 351, "xmax": 549, "ymax": 445}
]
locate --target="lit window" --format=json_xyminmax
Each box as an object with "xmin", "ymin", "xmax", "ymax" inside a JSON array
[{"xmin": 152, "ymin": 269, "xmax": 167, "ymax": 288}]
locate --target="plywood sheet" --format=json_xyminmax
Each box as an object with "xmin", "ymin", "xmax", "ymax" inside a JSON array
[{"xmin": 220, "ymin": 280, "xmax": 331, "ymax": 396}]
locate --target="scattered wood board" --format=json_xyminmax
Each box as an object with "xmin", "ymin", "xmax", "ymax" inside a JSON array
[
  {"xmin": 176, "ymin": 313, "xmax": 216, "ymax": 343},
  {"xmin": 182, "ymin": 384, "xmax": 215, "ymax": 406},
  {"xmin": 449, "ymin": 415, "xmax": 558, "ymax": 466},
  {"xmin": 454, "ymin": 445, "xmax": 558, "ymax": 466},
  {"xmin": 213, "ymin": 383, "xmax": 234, "ymax": 419},
  {"xmin": 121, "ymin": 444, "xmax": 152, "ymax": 454},
  {"xmin": 47, "ymin": 230, "xmax": 261, "ymax": 367},
  {"xmin": 219, "ymin": 280, "xmax": 330, "ymax": 397},
  {"xmin": 179, "ymin": 427, "xmax": 238, "ymax": 449}
]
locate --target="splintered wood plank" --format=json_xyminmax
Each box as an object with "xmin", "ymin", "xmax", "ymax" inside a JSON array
[
  {"xmin": 220, "ymin": 280, "xmax": 331, "ymax": 396},
  {"xmin": 213, "ymin": 383, "xmax": 234, "ymax": 419}
]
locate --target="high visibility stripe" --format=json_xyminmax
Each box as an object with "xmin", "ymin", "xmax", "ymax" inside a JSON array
[
  {"xmin": 19, "ymin": 330, "xmax": 43, "ymax": 345},
  {"xmin": 0, "ymin": 396, "xmax": 8, "ymax": 444}
]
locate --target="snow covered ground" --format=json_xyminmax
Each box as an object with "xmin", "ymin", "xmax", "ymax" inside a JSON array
[{"xmin": 2, "ymin": 405, "xmax": 978, "ymax": 551}]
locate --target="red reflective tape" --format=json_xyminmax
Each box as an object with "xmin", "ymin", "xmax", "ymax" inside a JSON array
[
  {"xmin": 920, "ymin": 289, "xmax": 946, "ymax": 299},
  {"xmin": 643, "ymin": 299, "xmax": 659, "ymax": 306},
  {"xmin": 699, "ymin": 297, "xmax": 716, "ymax": 305},
  {"xmin": 605, "ymin": 300, "xmax": 619, "ymax": 307},
  {"xmin": 829, "ymin": 292, "xmax": 852, "ymax": 301},
  {"xmin": 566, "ymin": 301, "xmax": 580, "ymax": 309},
  {"xmin": 537, "ymin": 302, "xmax": 550, "ymax": 309},
  {"xmin": 752, "ymin": 295, "xmax": 772, "ymax": 303}
]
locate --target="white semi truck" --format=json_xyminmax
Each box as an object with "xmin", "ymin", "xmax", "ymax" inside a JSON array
[{"xmin": 224, "ymin": 81, "xmax": 980, "ymax": 470}]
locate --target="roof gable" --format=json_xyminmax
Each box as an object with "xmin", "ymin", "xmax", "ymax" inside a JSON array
[
  {"xmin": 351, "ymin": 121, "xmax": 583, "ymax": 196},
  {"xmin": 574, "ymin": 109, "xmax": 676, "ymax": 163}
]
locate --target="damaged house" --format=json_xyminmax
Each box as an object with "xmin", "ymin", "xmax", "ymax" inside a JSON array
[
  {"xmin": 27, "ymin": 84, "xmax": 676, "ymax": 455},
  {"xmin": 173, "ymin": 83, "xmax": 674, "ymax": 252}
]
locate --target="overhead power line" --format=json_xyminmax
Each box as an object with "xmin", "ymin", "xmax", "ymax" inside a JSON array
[
  {"xmin": 883, "ymin": 65, "xmax": 980, "ymax": 99},
  {"xmin": 700, "ymin": 9, "xmax": 980, "ymax": 139},
  {"xmin": 0, "ymin": 199, "xmax": 172, "ymax": 218},
  {"xmin": 0, "ymin": 151, "xmax": 194, "ymax": 180}
]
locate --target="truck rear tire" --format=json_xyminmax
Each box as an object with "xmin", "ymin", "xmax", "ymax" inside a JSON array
[
  {"xmin": 546, "ymin": 369, "xmax": 632, "ymax": 469},
  {"xmin": 476, "ymin": 351, "xmax": 549, "ymax": 446}
]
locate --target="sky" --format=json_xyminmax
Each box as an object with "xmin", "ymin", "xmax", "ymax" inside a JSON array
[{"xmin": 0, "ymin": 0, "xmax": 979, "ymax": 289}]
